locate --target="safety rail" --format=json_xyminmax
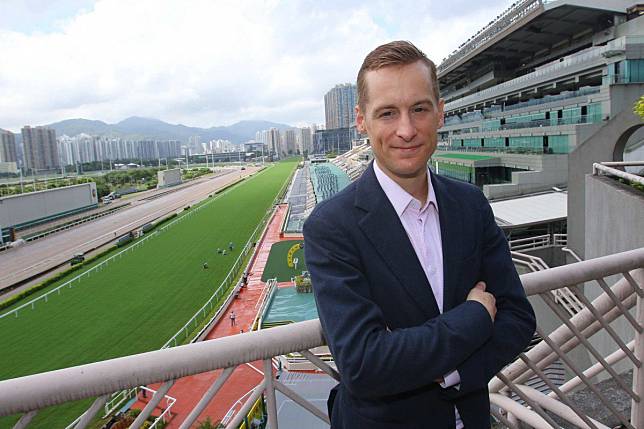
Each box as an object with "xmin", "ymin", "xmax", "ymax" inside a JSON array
[
  {"xmin": 253, "ymin": 278, "xmax": 278, "ymax": 331},
  {"xmin": 512, "ymin": 250, "xmax": 584, "ymax": 317},
  {"xmin": 593, "ymin": 161, "xmax": 644, "ymax": 187},
  {"xmin": 23, "ymin": 204, "xmax": 130, "ymax": 243},
  {"xmin": 438, "ymin": 0, "xmax": 541, "ymax": 73},
  {"xmin": 0, "ymin": 247, "xmax": 642, "ymax": 428},
  {"xmin": 87, "ymin": 167, "xmax": 289, "ymax": 416},
  {"xmin": 449, "ymin": 114, "xmax": 603, "ymax": 135},
  {"xmin": 443, "ymin": 38, "xmax": 611, "ymax": 112},
  {"xmin": 509, "ymin": 234, "xmax": 567, "ymax": 252}
]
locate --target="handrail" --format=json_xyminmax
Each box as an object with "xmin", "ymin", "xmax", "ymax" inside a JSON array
[
  {"xmin": 0, "ymin": 319, "xmax": 326, "ymax": 416},
  {"xmin": 521, "ymin": 247, "xmax": 644, "ymax": 296},
  {"xmin": 1, "ymin": 248, "xmax": 643, "ymax": 419},
  {"xmin": 593, "ymin": 162, "xmax": 644, "ymax": 186}
]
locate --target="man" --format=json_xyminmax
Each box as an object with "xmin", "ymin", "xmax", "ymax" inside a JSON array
[{"xmin": 303, "ymin": 41, "xmax": 535, "ymax": 429}]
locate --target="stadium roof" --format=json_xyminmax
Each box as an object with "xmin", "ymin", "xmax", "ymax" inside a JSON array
[
  {"xmin": 490, "ymin": 191, "xmax": 567, "ymax": 227},
  {"xmin": 437, "ymin": 0, "xmax": 633, "ymax": 90}
]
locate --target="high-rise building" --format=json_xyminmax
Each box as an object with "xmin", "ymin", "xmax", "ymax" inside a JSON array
[
  {"xmin": 282, "ymin": 129, "xmax": 297, "ymax": 155},
  {"xmin": 267, "ymin": 128, "xmax": 281, "ymax": 157},
  {"xmin": 0, "ymin": 129, "xmax": 17, "ymax": 163},
  {"xmin": 298, "ymin": 127, "xmax": 312, "ymax": 155},
  {"xmin": 21, "ymin": 126, "xmax": 59, "ymax": 171},
  {"xmin": 324, "ymin": 83, "xmax": 357, "ymax": 130}
]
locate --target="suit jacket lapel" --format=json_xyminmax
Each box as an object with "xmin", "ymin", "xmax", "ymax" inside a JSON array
[
  {"xmin": 355, "ymin": 163, "xmax": 440, "ymax": 318},
  {"xmin": 431, "ymin": 173, "xmax": 465, "ymax": 312}
]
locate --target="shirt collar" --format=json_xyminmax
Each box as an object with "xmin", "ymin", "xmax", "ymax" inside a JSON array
[{"xmin": 373, "ymin": 159, "xmax": 438, "ymax": 218}]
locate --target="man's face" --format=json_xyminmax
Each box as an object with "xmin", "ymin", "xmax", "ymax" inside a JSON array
[{"xmin": 356, "ymin": 60, "xmax": 444, "ymax": 181}]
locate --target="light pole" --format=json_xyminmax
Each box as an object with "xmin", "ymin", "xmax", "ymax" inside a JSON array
[{"xmin": 19, "ymin": 163, "xmax": 24, "ymax": 193}]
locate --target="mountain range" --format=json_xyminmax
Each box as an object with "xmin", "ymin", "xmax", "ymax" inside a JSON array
[{"xmin": 41, "ymin": 117, "xmax": 294, "ymax": 144}]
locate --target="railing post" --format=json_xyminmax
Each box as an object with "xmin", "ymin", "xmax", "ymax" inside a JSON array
[
  {"xmin": 263, "ymin": 359, "xmax": 278, "ymax": 429},
  {"xmin": 633, "ymin": 270, "xmax": 644, "ymax": 426}
]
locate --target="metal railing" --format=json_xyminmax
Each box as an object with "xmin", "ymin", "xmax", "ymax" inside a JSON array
[
  {"xmin": 0, "ymin": 174, "xmax": 244, "ymax": 322},
  {"xmin": 438, "ymin": 0, "xmax": 541, "ymax": 73},
  {"xmin": 512, "ymin": 249, "xmax": 584, "ymax": 317},
  {"xmin": 0, "ymin": 247, "xmax": 642, "ymax": 428},
  {"xmin": 593, "ymin": 161, "xmax": 644, "ymax": 187},
  {"xmin": 451, "ymin": 114, "xmax": 602, "ymax": 135}
]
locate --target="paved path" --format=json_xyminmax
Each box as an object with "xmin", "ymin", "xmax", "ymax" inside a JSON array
[
  {"xmin": 0, "ymin": 167, "xmax": 260, "ymax": 291},
  {"xmin": 133, "ymin": 204, "xmax": 305, "ymax": 428}
]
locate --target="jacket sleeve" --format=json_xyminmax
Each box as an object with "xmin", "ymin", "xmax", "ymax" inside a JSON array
[
  {"xmin": 304, "ymin": 210, "xmax": 495, "ymax": 399},
  {"xmin": 454, "ymin": 195, "xmax": 536, "ymax": 394}
]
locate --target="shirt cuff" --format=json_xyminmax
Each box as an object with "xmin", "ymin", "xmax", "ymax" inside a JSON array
[{"xmin": 440, "ymin": 370, "xmax": 461, "ymax": 389}]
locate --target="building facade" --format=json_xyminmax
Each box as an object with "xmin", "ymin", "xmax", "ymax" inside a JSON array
[
  {"xmin": 324, "ymin": 83, "xmax": 357, "ymax": 130},
  {"xmin": 298, "ymin": 127, "xmax": 313, "ymax": 155},
  {"xmin": 21, "ymin": 126, "xmax": 59, "ymax": 172},
  {"xmin": 282, "ymin": 129, "xmax": 297, "ymax": 155},
  {"xmin": 0, "ymin": 129, "xmax": 17, "ymax": 163},
  {"xmin": 434, "ymin": 0, "xmax": 643, "ymax": 201},
  {"xmin": 313, "ymin": 127, "xmax": 358, "ymax": 155},
  {"xmin": 57, "ymin": 135, "xmax": 182, "ymax": 166}
]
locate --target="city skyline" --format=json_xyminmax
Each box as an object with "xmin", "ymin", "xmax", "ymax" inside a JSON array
[{"xmin": 0, "ymin": 0, "xmax": 515, "ymax": 132}]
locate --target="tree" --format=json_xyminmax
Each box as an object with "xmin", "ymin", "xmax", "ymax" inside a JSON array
[{"xmin": 635, "ymin": 94, "xmax": 644, "ymax": 120}]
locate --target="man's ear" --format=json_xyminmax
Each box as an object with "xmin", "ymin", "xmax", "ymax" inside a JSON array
[{"xmin": 356, "ymin": 104, "xmax": 366, "ymax": 133}]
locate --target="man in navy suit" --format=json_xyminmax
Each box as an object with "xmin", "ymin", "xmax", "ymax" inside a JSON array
[{"xmin": 303, "ymin": 41, "xmax": 535, "ymax": 428}]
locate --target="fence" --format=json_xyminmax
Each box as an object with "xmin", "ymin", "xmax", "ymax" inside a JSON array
[
  {"xmin": 0, "ymin": 166, "xmax": 277, "ymax": 322},
  {"xmin": 509, "ymin": 234, "xmax": 567, "ymax": 252},
  {"xmin": 91, "ymin": 164, "xmax": 294, "ymax": 416},
  {"xmin": 23, "ymin": 204, "xmax": 130, "ymax": 243}
]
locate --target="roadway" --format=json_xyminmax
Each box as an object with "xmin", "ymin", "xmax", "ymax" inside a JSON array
[{"xmin": 0, "ymin": 166, "xmax": 262, "ymax": 292}]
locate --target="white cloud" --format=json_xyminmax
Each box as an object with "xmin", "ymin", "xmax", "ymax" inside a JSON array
[{"xmin": 0, "ymin": 0, "xmax": 514, "ymax": 131}]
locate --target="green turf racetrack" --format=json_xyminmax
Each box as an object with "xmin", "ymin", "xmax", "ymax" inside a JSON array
[
  {"xmin": 261, "ymin": 239, "xmax": 307, "ymax": 282},
  {"xmin": 0, "ymin": 161, "xmax": 297, "ymax": 428}
]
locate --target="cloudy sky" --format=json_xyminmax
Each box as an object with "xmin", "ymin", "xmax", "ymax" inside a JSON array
[{"xmin": 0, "ymin": 0, "xmax": 514, "ymax": 132}]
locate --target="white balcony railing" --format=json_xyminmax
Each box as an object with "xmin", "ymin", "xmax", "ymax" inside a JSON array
[{"xmin": 0, "ymin": 248, "xmax": 642, "ymax": 429}]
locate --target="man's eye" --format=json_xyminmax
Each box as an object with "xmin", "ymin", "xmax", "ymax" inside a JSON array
[
  {"xmin": 379, "ymin": 111, "xmax": 393, "ymax": 118},
  {"xmin": 413, "ymin": 106, "xmax": 428, "ymax": 113}
]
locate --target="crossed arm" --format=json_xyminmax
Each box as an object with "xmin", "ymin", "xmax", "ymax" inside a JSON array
[{"xmin": 303, "ymin": 197, "xmax": 535, "ymax": 399}]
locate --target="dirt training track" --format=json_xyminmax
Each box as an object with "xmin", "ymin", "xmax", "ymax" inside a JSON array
[{"xmin": 0, "ymin": 167, "xmax": 260, "ymax": 292}]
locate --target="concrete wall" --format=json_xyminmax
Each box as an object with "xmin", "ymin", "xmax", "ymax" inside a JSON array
[
  {"xmin": 584, "ymin": 174, "xmax": 644, "ymax": 378},
  {"xmin": 483, "ymin": 154, "xmax": 568, "ymax": 199},
  {"xmin": 585, "ymin": 175, "xmax": 644, "ymax": 260},
  {"xmin": 158, "ymin": 168, "xmax": 182, "ymax": 188},
  {"xmin": 567, "ymin": 83, "xmax": 644, "ymax": 258},
  {"xmin": 0, "ymin": 182, "xmax": 98, "ymax": 229}
]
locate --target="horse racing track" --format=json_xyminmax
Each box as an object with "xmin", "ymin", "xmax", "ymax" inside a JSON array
[{"xmin": 0, "ymin": 161, "xmax": 297, "ymax": 428}]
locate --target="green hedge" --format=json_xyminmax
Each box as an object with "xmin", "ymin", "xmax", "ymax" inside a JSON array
[{"xmin": 214, "ymin": 177, "xmax": 247, "ymax": 195}]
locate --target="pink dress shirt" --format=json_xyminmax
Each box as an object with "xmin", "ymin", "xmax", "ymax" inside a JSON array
[{"xmin": 373, "ymin": 160, "xmax": 464, "ymax": 428}]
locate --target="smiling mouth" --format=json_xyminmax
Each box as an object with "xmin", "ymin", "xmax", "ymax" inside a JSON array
[{"xmin": 393, "ymin": 145, "xmax": 421, "ymax": 152}]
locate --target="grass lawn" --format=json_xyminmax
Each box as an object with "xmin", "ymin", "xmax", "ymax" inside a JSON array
[
  {"xmin": 261, "ymin": 239, "xmax": 307, "ymax": 282},
  {"xmin": 0, "ymin": 160, "xmax": 297, "ymax": 428}
]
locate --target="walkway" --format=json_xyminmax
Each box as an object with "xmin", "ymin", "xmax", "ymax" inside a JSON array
[{"xmin": 133, "ymin": 203, "xmax": 304, "ymax": 428}]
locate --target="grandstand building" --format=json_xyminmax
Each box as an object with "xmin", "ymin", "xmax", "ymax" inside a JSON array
[
  {"xmin": 435, "ymin": 0, "xmax": 643, "ymax": 200},
  {"xmin": 312, "ymin": 127, "xmax": 358, "ymax": 155}
]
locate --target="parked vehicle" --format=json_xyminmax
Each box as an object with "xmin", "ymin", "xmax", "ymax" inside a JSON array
[
  {"xmin": 70, "ymin": 253, "xmax": 85, "ymax": 265},
  {"xmin": 116, "ymin": 232, "xmax": 134, "ymax": 247}
]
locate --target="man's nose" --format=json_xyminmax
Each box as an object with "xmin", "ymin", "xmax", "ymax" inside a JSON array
[{"xmin": 396, "ymin": 113, "xmax": 417, "ymax": 141}]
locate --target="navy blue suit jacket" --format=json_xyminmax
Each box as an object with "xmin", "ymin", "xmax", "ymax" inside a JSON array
[{"xmin": 303, "ymin": 162, "xmax": 535, "ymax": 429}]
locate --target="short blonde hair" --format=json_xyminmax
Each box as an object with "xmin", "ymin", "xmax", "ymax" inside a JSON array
[{"xmin": 357, "ymin": 40, "xmax": 439, "ymax": 110}]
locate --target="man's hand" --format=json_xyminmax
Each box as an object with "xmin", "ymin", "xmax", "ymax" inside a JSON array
[{"xmin": 467, "ymin": 281, "xmax": 496, "ymax": 322}]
